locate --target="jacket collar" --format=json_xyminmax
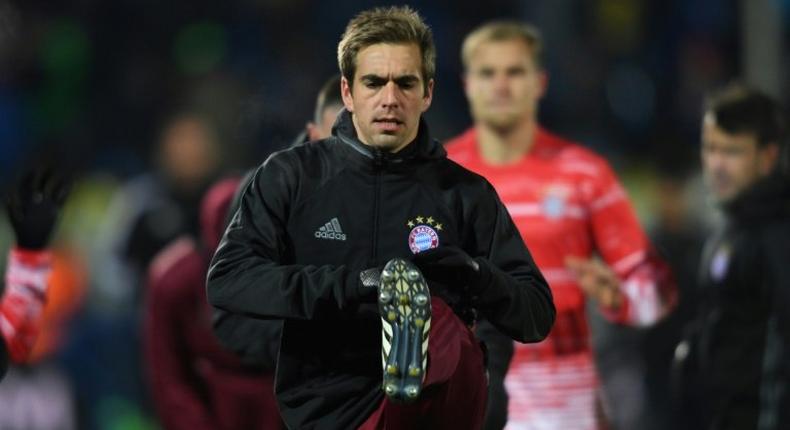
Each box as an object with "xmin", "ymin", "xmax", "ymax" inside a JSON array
[
  {"xmin": 723, "ymin": 171, "xmax": 790, "ymax": 224},
  {"xmin": 331, "ymin": 108, "xmax": 445, "ymax": 169}
]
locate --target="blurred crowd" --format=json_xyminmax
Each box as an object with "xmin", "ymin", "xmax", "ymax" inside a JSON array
[{"xmin": 0, "ymin": 0, "xmax": 788, "ymax": 429}]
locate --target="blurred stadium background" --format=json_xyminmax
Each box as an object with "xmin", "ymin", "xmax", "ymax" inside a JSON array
[{"xmin": 0, "ymin": 0, "xmax": 787, "ymax": 428}]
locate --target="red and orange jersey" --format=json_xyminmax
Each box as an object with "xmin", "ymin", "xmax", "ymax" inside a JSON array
[{"xmin": 448, "ymin": 127, "xmax": 675, "ymax": 336}]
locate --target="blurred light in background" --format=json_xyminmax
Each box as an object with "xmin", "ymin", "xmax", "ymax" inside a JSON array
[
  {"xmin": 595, "ymin": 0, "xmax": 643, "ymax": 54},
  {"xmin": 606, "ymin": 64, "xmax": 656, "ymax": 129},
  {"xmin": 173, "ymin": 21, "xmax": 227, "ymax": 76},
  {"xmin": 35, "ymin": 19, "xmax": 91, "ymax": 137}
]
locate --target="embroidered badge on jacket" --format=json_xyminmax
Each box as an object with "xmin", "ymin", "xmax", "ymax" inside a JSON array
[{"xmin": 406, "ymin": 216, "xmax": 442, "ymax": 254}]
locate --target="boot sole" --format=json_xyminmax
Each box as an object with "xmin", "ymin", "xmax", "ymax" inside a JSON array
[{"xmin": 378, "ymin": 258, "xmax": 431, "ymax": 403}]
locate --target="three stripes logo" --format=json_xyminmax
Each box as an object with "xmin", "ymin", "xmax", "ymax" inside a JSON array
[{"xmin": 314, "ymin": 217, "xmax": 347, "ymax": 241}]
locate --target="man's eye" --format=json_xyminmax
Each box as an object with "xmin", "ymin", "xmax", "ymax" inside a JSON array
[
  {"xmin": 508, "ymin": 67, "xmax": 526, "ymax": 77},
  {"xmin": 399, "ymin": 82, "xmax": 415, "ymax": 89}
]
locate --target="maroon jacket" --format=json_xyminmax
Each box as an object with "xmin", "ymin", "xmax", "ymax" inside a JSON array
[{"xmin": 144, "ymin": 178, "xmax": 282, "ymax": 430}]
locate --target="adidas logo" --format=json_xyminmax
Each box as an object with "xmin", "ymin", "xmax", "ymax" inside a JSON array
[{"xmin": 314, "ymin": 217, "xmax": 347, "ymax": 241}]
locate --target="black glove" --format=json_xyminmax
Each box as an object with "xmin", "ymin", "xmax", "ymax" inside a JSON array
[
  {"xmin": 412, "ymin": 246, "xmax": 491, "ymax": 296},
  {"xmin": 5, "ymin": 166, "xmax": 70, "ymax": 250}
]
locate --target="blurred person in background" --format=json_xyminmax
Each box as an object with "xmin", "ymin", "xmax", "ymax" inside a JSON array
[
  {"xmin": 100, "ymin": 112, "xmax": 224, "ymax": 303},
  {"xmin": 447, "ymin": 21, "xmax": 677, "ymax": 430},
  {"xmin": 144, "ymin": 177, "xmax": 283, "ymax": 430},
  {"xmin": 64, "ymin": 112, "xmax": 224, "ymax": 429},
  {"xmin": 292, "ymin": 74, "xmax": 344, "ymax": 145},
  {"xmin": 674, "ymin": 83, "xmax": 790, "ymax": 430},
  {"xmin": 207, "ymin": 6, "xmax": 554, "ymax": 429}
]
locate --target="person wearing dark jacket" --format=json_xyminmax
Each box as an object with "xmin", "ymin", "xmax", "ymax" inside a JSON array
[
  {"xmin": 675, "ymin": 83, "xmax": 790, "ymax": 430},
  {"xmin": 207, "ymin": 6, "xmax": 555, "ymax": 430}
]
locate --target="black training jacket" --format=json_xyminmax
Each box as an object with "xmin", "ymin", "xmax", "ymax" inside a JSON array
[
  {"xmin": 683, "ymin": 173, "xmax": 790, "ymax": 430},
  {"xmin": 207, "ymin": 109, "xmax": 555, "ymax": 430}
]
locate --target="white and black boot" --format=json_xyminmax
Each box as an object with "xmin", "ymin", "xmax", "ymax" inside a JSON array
[{"xmin": 378, "ymin": 258, "xmax": 431, "ymax": 403}]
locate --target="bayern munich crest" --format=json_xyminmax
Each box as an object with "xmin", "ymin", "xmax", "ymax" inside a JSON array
[{"xmin": 406, "ymin": 216, "xmax": 442, "ymax": 254}]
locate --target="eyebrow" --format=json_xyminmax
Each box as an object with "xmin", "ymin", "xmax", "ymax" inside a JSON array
[{"xmin": 360, "ymin": 74, "xmax": 421, "ymax": 86}]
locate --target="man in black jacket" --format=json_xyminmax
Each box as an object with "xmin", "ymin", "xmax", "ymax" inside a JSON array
[
  {"xmin": 207, "ymin": 6, "xmax": 555, "ymax": 430},
  {"xmin": 676, "ymin": 83, "xmax": 790, "ymax": 429}
]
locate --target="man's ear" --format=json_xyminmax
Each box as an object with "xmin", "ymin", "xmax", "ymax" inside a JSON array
[
  {"xmin": 421, "ymin": 79, "xmax": 434, "ymax": 112},
  {"xmin": 341, "ymin": 76, "xmax": 354, "ymax": 113},
  {"xmin": 461, "ymin": 72, "xmax": 470, "ymax": 98},
  {"xmin": 758, "ymin": 142, "xmax": 780, "ymax": 176},
  {"xmin": 536, "ymin": 70, "xmax": 548, "ymax": 100},
  {"xmin": 306, "ymin": 122, "xmax": 320, "ymax": 141}
]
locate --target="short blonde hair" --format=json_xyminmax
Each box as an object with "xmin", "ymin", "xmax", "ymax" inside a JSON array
[
  {"xmin": 461, "ymin": 21, "xmax": 543, "ymax": 70},
  {"xmin": 338, "ymin": 6, "xmax": 435, "ymax": 93}
]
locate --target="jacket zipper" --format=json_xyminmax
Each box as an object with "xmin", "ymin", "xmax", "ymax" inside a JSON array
[{"xmin": 371, "ymin": 149, "xmax": 384, "ymax": 266}]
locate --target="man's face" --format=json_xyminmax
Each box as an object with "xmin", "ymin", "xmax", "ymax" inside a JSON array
[
  {"xmin": 701, "ymin": 113, "xmax": 777, "ymax": 204},
  {"xmin": 160, "ymin": 117, "xmax": 219, "ymax": 189},
  {"xmin": 464, "ymin": 39, "xmax": 545, "ymax": 131},
  {"xmin": 341, "ymin": 43, "xmax": 433, "ymax": 153}
]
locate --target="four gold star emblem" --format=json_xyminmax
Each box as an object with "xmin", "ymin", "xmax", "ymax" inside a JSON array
[{"xmin": 407, "ymin": 215, "xmax": 444, "ymax": 231}]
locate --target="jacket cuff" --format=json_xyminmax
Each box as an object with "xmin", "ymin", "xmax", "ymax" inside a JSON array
[
  {"xmin": 9, "ymin": 247, "xmax": 53, "ymax": 267},
  {"xmin": 470, "ymin": 257, "xmax": 493, "ymax": 297}
]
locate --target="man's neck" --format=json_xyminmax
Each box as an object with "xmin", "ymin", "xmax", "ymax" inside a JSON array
[{"xmin": 476, "ymin": 117, "xmax": 537, "ymax": 166}]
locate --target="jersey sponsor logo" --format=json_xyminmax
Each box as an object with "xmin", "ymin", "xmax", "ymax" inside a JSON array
[
  {"xmin": 406, "ymin": 215, "xmax": 442, "ymax": 254},
  {"xmin": 710, "ymin": 244, "xmax": 731, "ymax": 282},
  {"xmin": 314, "ymin": 217, "xmax": 346, "ymax": 241}
]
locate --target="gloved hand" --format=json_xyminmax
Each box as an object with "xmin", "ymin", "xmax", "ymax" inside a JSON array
[
  {"xmin": 412, "ymin": 246, "xmax": 491, "ymax": 296},
  {"xmin": 5, "ymin": 166, "xmax": 71, "ymax": 250}
]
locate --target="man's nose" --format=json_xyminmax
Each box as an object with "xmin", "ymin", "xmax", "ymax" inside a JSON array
[
  {"xmin": 705, "ymin": 152, "xmax": 728, "ymax": 173},
  {"xmin": 492, "ymin": 73, "xmax": 510, "ymax": 94},
  {"xmin": 381, "ymin": 81, "xmax": 399, "ymax": 107}
]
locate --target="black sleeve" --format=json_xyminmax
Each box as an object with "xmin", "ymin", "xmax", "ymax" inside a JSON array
[
  {"xmin": 212, "ymin": 308, "xmax": 282, "ymax": 369},
  {"xmin": 206, "ymin": 154, "xmax": 365, "ymax": 321},
  {"xmin": 208, "ymin": 169, "xmax": 282, "ymax": 370},
  {"xmin": 469, "ymin": 184, "xmax": 555, "ymax": 343}
]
